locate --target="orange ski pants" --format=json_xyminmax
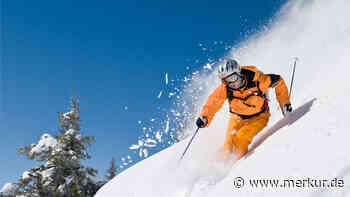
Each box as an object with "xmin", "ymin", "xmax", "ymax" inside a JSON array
[{"xmin": 220, "ymin": 110, "xmax": 270, "ymax": 160}]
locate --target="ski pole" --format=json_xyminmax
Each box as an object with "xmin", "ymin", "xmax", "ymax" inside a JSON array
[
  {"xmin": 289, "ymin": 57, "xmax": 298, "ymax": 97},
  {"xmin": 179, "ymin": 127, "xmax": 200, "ymax": 162}
]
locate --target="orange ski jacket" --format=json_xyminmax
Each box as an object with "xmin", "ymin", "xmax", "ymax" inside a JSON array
[{"xmin": 200, "ymin": 65, "xmax": 291, "ymax": 126}]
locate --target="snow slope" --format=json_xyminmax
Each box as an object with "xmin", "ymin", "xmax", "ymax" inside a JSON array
[
  {"xmin": 0, "ymin": 183, "xmax": 17, "ymax": 196},
  {"xmin": 95, "ymin": 0, "xmax": 350, "ymax": 196}
]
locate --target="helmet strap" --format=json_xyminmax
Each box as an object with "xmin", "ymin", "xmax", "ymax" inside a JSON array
[{"xmin": 239, "ymin": 76, "xmax": 247, "ymax": 89}]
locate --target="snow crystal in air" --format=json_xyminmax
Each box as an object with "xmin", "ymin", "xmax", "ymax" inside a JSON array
[
  {"xmin": 138, "ymin": 149, "xmax": 143, "ymax": 158},
  {"xmin": 165, "ymin": 119, "xmax": 170, "ymax": 133},
  {"xmin": 129, "ymin": 144, "xmax": 140, "ymax": 150},
  {"xmin": 157, "ymin": 91, "xmax": 163, "ymax": 99},
  {"xmin": 204, "ymin": 63, "xmax": 213, "ymax": 70},
  {"xmin": 143, "ymin": 149, "xmax": 149, "ymax": 158},
  {"xmin": 165, "ymin": 73, "xmax": 168, "ymax": 85},
  {"xmin": 144, "ymin": 139, "xmax": 157, "ymax": 148},
  {"xmin": 155, "ymin": 131, "xmax": 162, "ymax": 143}
]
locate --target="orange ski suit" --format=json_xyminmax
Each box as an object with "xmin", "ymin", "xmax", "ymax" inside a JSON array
[{"xmin": 200, "ymin": 66, "xmax": 291, "ymax": 160}]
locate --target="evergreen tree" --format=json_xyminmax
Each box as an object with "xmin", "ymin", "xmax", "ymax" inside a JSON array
[
  {"xmin": 17, "ymin": 97, "xmax": 105, "ymax": 197},
  {"xmin": 106, "ymin": 158, "xmax": 117, "ymax": 181}
]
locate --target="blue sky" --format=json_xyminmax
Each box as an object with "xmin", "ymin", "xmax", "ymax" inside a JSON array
[{"xmin": 1, "ymin": 0, "xmax": 287, "ymax": 186}]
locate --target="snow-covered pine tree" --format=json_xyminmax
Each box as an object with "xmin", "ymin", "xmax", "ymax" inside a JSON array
[
  {"xmin": 17, "ymin": 97, "xmax": 105, "ymax": 197},
  {"xmin": 105, "ymin": 158, "xmax": 117, "ymax": 181}
]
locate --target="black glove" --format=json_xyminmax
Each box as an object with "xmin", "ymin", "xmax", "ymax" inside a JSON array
[
  {"xmin": 196, "ymin": 116, "xmax": 208, "ymax": 128},
  {"xmin": 282, "ymin": 104, "xmax": 293, "ymax": 116}
]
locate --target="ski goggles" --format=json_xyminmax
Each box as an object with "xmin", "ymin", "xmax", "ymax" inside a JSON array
[{"xmin": 223, "ymin": 73, "xmax": 241, "ymax": 83}]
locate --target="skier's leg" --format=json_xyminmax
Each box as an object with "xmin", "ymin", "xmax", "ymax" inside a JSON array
[
  {"xmin": 233, "ymin": 111, "xmax": 270, "ymax": 159},
  {"xmin": 218, "ymin": 115, "xmax": 242, "ymax": 160}
]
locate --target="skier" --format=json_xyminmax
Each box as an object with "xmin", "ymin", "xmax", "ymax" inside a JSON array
[{"xmin": 196, "ymin": 59, "xmax": 293, "ymax": 160}]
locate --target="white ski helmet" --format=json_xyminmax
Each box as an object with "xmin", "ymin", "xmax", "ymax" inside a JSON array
[{"xmin": 218, "ymin": 59, "xmax": 241, "ymax": 80}]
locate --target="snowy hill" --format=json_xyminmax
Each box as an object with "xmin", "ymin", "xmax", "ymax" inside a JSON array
[
  {"xmin": 95, "ymin": 0, "xmax": 350, "ymax": 196},
  {"xmin": 0, "ymin": 183, "xmax": 17, "ymax": 196}
]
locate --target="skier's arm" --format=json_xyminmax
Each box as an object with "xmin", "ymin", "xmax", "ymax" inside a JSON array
[
  {"xmin": 267, "ymin": 74, "xmax": 291, "ymax": 110},
  {"xmin": 200, "ymin": 83, "xmax": 227, "ymax": 127}
]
